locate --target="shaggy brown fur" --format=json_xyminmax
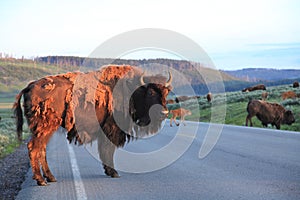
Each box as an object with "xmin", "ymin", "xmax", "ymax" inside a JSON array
[
  {"xmin": 245, "ymin": 100, "xmax": 295, "ymax": 129},
  {"xmin": 281, "ymin": 91, "xmax": 297, "ymax": 100},
  {"xmin": 14, "ymin": 65, "xmax": 172, "ymax": 186},
  {"xmin": 206, "ymin": 92, "xmax": 212, "ymax": 102},
  {"xmin": 169, "ymin": 108, "xmax": 192, "ymax": 126}
]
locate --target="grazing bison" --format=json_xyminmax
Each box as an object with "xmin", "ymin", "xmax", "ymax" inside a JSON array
[
  {"xmin": 261, "ymin": 92, "xmax": 268, "ymax": 101},
  {"xmin": 293, "ymin": 81, "xmax": 299, "ymax": 88},
  {"xmin": 281, "ymin": 91, "xmax": 297, "ymax": 100},
  {"xmin": 242, "ymin": 84, "xmax": 266, "ymax": 92},
  {"xmin": 166, "ymin": 99, "xmax": 175, "ymax": 104},
  {"xmin": 206, "ymin": 92, "xmax": 212, "ymax": 102},
  {"xmin": 175, "ymin": 95, "xmax": 190, "ymax": 103},
  {"xmin": 169, "ymin": 108, "xmax": 192, "ymax": 126},
  {"xmin": 245, "ymin": 100, "xmax": 295, "ymax": 129},
  {"xmin": 14, "ymin": 65, "xmax": 172, "ymax": 186}
]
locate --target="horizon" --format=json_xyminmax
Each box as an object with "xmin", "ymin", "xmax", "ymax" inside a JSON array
[
  {"xmin": 1, "ymin": 54, "xmax": 299, "ymax": 72},
  {"xmin": 1, "ymin": 0, "xmax": 300, "ymax": 71}
]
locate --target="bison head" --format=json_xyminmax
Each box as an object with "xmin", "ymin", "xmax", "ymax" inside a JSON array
[
  {"xmin": 282, "ymin": 110, "xmax": 295, "ymax": 125},
  {"xmin": 129, "ymin": 72, "xmax": 172, "ymax": 134}
]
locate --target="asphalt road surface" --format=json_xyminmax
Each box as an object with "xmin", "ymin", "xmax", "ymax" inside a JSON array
[{"xmin": 16, "ymin": 121, "xmax": 300, "ymax": 200}]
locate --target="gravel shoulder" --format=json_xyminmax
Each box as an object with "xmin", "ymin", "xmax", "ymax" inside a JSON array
[{"xmin": 0, "ymin": 141, "xmax": 30, "ymax": 200}]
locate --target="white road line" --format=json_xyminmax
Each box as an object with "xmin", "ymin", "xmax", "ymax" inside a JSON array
[{"xmin": 67, "ymin": 142, "xmax": 88, "ymax": 200}]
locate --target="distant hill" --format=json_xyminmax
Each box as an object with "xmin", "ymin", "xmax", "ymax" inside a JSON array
[
  {"xmin": 0, "ymin": 57, "xmax": 241, "ymax": 95},
  {"xmin": 29, "ymin": 57, "xmax": 244, "ymax": 94},
  {"xmin": 223, "ymin": 68, "xmax": 300, "ymax": 82},
  {"xmin": 2, "ymin": 57, "xmax": 298, "ymax": 96}
]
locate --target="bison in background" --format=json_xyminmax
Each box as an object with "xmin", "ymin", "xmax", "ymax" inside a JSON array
[
  {"xmin": 166, "ymin": 99, "xmax": 175, "ymax": 104},
  {"xmin": 14, "ymin": 65, "xmax": 172, "ymax": 186},
  {"xmin": 261, "ymin": 92, "xmax": 268, "ymax": 101},
  {"xmin": 245, "ymin": 100, "xmax": 295, "ymax": 129},
  {"xmin": 293, "ymin": 81, "xmax": 299, "ymax": 88},
  {"xmin": 169, "ymin": 108, "xmax": 192, "ymax": 127},
  {"xmin": 242, "ymin": 84, "xmax": 266, "ymax": 92},
  {"xmin": 281, "ymin": 91, "xmax": 297, "ymax": 100},
  {"xmin": 206, "ymin": 92, "xmax": 212, "ymax": 102}
]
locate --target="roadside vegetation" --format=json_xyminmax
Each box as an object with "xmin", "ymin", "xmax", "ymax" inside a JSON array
[
  {"xmin": 170, "ymin": 84, "xmax": 300, "ymax": 132},
  {"xmin": 0, "ymin": 102, "xmax": 30, "ymax": 158}
]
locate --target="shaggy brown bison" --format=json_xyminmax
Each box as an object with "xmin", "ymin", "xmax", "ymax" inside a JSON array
[
  {"xmin": 169, "ymin": 108, "xmax": 192, "ymax": 126},
  {"xmin": 245, "ymin": 100, "xmax": 295, "ymax": 129},
  {"xmin": 206, "ymin": 92, "xmax": 212, "ymax": 102},
  {"xmin": 281, "ymin": 91, "xmax": 297, "ymax": 100},
  {"xmin": 14, "ymin": 65, "xmax": 172, "ymax": 186},
  {"xmin": 293, "ymin": 81, "xmax": 299, "ymax": 88},
  {"xmin": 242, "ymin": 84, "xmax": 266, "ymax": 92}
]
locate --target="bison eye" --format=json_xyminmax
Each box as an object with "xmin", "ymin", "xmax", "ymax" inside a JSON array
[{"xmin": 147, "ymin": 89, "xmax": 155, "ymax": 96}]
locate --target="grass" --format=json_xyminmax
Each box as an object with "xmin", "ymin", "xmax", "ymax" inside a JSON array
[
  {"xmin": 0, "ymin": 106, "xmax": 30, "ymax": 158},
  {"xmin": 171, "ymin": 84, "xmax": 300, "ymax": 132}
]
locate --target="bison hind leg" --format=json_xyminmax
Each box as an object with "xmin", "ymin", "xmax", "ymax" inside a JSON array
[
  {"xmin": 245, "ymin": 114, "xmax": 253, "ymax": 127},
  {"xmin": 28, "ymin": 140, "xmax": 48, "ymax": 186},
  {"xmin": 40, "ymin": 146, "xmax": 57, "ymax": 183},
  {"xmin": 28, "ymin": 128, "xmax": 57, "ymax": 186}
]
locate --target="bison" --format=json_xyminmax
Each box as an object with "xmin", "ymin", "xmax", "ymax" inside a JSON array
[
  {"xmin": 242, "ymin": 84, "xmax": 266, "ymax": 92},
  {"xmin": 169, "ymin": 108, "xmax": 192, "ymax": 127},
  {"xmin": 281, "ymin": 91, "xmax": 297, "ymax": 100},
  {"xmin": 261, "ymin": 92, "xmax": 268, "ymax": 101},
  {"xmin": 14, "ymin": 65, "xmax": 173, "ymax": 186},
  {"xmin": 293, "ymin": 81, "xmax": 299, "ymax": 88},
  {"xmin": 206, "ymin": 92, "xmax": 212, "ymax": 102},
  {"xmin": 166, "ymin": 99, "xmax": 175, "ymax": 104},
  {"xmin": 245, "ymin": 100, "xmax": 295, "ymax": 129}
]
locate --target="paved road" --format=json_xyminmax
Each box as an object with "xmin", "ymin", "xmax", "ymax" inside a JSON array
[{"xmin": 16, "ymin": 122, "xmax": 300, "ymax": 200}]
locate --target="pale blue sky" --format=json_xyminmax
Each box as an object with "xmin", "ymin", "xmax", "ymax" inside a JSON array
[{"xmin": 1, "ymin": 0, "xmax": 300, "ymax": 70}]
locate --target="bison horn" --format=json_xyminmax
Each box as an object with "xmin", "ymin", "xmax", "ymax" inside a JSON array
[
  {"xmin": 140, "ymin": 72, "xmax": 145, "ymax": 85},
  {"xmin": 165, "ymin": 71, "xmax": 172, "ymax": 87}
]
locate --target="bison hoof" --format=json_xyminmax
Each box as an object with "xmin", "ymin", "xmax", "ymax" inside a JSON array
[
  {"xmin": 111, "ymin": 173, "xmax": 120, "ymax": 178},
  {"xmin": 37, "ymin": 179, "xmax": 48, "ymax": 186},
  {"xmin": 45, "ymin": 175, "xmax": 57, "ymax": 182},
  {"xmin": 104, "ymin": 165, "xmax": 120, "ymax": 178}
]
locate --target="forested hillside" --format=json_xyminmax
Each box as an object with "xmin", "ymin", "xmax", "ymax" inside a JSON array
[{"xmin": 1, "ymin": 56, "xmax": 299, "ymax": 95}]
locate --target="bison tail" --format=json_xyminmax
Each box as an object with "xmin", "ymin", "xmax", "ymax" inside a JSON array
[
  {"xmin": 13, "ymin": 91, "xmax": 24, "ymax": 142},
  {"xmin": 246, "ymin": 100, "xmax": 253, "ymax": 113}
]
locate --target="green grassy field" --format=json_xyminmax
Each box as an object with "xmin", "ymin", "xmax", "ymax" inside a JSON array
[
  {"xmin": 178, "ymin": 84, "xmax": 300, "ymax": 132},
  {"xmin": 0, "ymin": 108, "xmax": 27, "ymax": 158}
]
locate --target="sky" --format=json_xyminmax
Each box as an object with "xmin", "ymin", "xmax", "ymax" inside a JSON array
[{"xmin": 1, "ymin": 0, "xmax": 300, "ymax": 70}]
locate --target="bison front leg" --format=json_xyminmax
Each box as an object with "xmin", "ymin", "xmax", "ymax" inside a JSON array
[
  {"xmin": 170, "ymin": 118, "xmax": 173, "ymax": 127},
  {"xmin": 170, "ymin": 117, "xmax": 179, "ymax": 126},
  {"xmin": 97, "ymin": 133, "xmax": 120, "ymax": 178},
  {"xmin": 181, "ymin": 116, "xmax": 186, "ymax": 126}
]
